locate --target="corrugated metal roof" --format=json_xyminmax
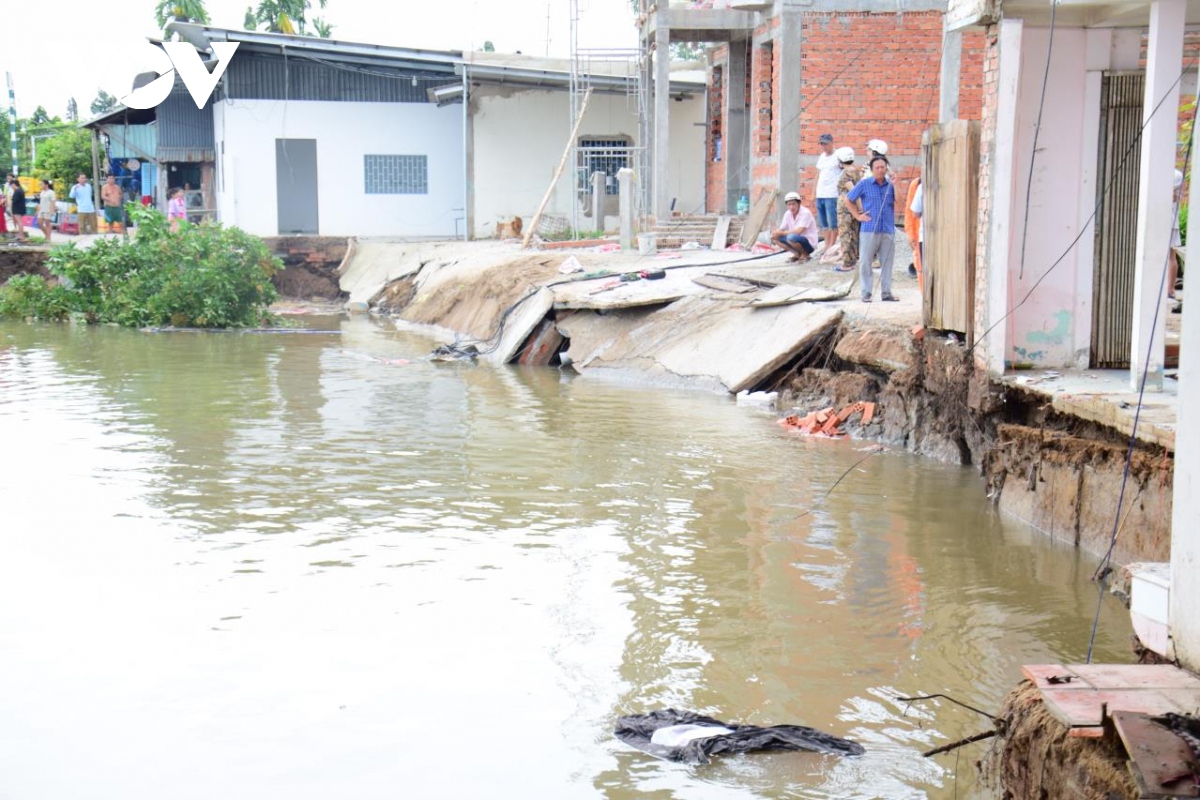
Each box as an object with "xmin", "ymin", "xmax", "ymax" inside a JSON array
[
  {"xmin": 224, "ymin": 53, "xmax": 434, "ymax": 103},
  {"xmin": 169, "ymin": 22, "xmax": 463, "ymax": 66},
  {"xmin": 103, "ymin": 123, "xmax": 157, "ymax": 160},
  {"xmin": 157, "ymin": 86, "xmax": 214, "ymax": 161}
]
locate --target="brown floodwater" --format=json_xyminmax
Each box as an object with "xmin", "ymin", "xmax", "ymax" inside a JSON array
[{"xmin": 0, "ymin": 315, "xmax": 1132, "ymax": 799}]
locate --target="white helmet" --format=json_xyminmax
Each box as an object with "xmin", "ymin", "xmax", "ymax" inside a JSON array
[
  {"xmin": 784, "ymin": 191, "xmax": 801, "ymax": 202},
  {"xmin": 835, "ymin": 146, "xmax": 855, "ymax": 163},
  {"xmin": 867, "ymin": 139, "xmax": 889, "ymax": 156}
]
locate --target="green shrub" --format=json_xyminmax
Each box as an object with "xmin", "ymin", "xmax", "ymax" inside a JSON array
[
  {"xmin": 34, "ymin": 205, "xmax": 282, "ymax": 328},
  {"xmin": 0, "ymin": 274, "xmax": 75, "ymax": 320}
]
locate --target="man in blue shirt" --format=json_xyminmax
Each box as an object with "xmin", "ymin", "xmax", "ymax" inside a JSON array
[
  {"xmin": 846, "ymin": 156, "xmax": 898, "ymax": 302},
  {"xmin": 69, "ymin": 174, "xmax": 97, "ymax": 235}
]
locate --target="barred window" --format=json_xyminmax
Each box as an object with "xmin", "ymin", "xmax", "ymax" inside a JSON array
[
  {"xmin": 364, "ymin": 155, "xmax": 428, "ymax": 194},
  {"xmin": 578, "ymin": 138, "xmax": 630, "ymax": 196}
]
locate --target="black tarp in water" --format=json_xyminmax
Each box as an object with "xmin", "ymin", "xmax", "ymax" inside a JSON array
[{"xmin": 614, "ymin": 709, "xmax": 866, "ymax": 765}]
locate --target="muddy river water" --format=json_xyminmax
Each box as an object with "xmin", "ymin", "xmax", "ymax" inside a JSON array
[{"xmin": 0, "ymin": 315, "xmax": 1132, "ymax": 799}]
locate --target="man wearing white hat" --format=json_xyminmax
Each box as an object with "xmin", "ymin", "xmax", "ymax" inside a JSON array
[{"xmin": 771, "ymin": 191, "xmax": 820, "ymax": 262}]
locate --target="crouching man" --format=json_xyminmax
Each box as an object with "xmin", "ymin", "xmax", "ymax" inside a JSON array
[{"xmin": 771, "ymin": 191, "xmax": 819, "ymax": 263}]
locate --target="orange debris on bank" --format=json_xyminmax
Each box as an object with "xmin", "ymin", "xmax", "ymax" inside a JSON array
[{"xmin": 778, "ymin": 401, "xmax": 876, "ymax": 437}]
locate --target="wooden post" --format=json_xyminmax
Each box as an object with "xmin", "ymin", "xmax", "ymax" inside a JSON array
[
  {"xmin": 90, "ymin": 130, "xmax": 101, "ymax": 232},
  {"xmin": 521, "ymin": 88, "xmax": 593, "ymax": 249}
]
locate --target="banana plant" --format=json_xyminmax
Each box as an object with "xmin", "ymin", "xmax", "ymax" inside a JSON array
[{"xmin": 154, "ymin": 0, "xmax": 211, "ymax": 30}]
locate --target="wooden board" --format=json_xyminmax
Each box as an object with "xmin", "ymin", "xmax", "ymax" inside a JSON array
[
  {"xmin": 711, "ymin": 215, "xmax": 732, "ymax": 250},
  {"xmin": 1112, "ymin": 711, "xmax": 1200, "ymax": 798},
  {"xmin": 921, "ymin": 120, "xmax": 980, "ymax": 340},
  {"xmin": 739, "ymin": 189, "xmax": 779, "ymax": 248},
  {"xmin": 748, "ymin": 280, "xmax": 855, "ymax": 307}
]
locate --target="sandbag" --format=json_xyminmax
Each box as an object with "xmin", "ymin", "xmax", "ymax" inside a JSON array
[{"xmin": 614, "ymin": 708, "xmax": 865, "ymax": 765}]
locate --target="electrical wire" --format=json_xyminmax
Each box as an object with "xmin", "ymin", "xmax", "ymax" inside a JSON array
[
  {"xmin": 966, "ymin": 55, "xmax": 1197, "ymax": 364},
  {"xmin": 1084, "ymin": 120, "xmax": 1193, "ymax": 665},
  {"xmin": 1017, "ymin": 0, "xmax": 1057, "ymax": 281}
]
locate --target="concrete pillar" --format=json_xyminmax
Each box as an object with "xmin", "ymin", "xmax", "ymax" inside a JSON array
[
  {"xmin": 654, "ymin": 11, "xmax": 672, "ymax": 219},
  {"xmin": 775, "ymin": 9, "xmax": 802, "ymax": 216},
  {"xmin": 1130, "ymin": 0, "xmax": 1184, "ymax": 391},
  {"xmin": 984, "ymin": 19, "xmax": 1023, "ymax": 376},
  {"xmin": 618, "ymin": 167, "xmax": 635, "ymax": 251},
  {"xmin": 939, "ymin": 27, "xmax": 963, "ymax": 122},
  {"xmin": 591, "ymin": 171, "xmax": 606, "ymax": 232},
  {"xmin": 1170, "ymin": 60, "xmax": 1200, "ymax": 672},
  {"xmin": 724, "ymin": 41, "xmax": 750, "ymax": 213}
]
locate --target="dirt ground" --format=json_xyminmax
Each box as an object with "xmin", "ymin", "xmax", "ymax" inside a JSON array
[{"xmin": 978, "ymin": 682, "xmax": 1137, "ymax": 799}]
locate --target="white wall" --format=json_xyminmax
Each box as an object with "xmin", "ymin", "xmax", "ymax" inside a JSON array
[
  {"xmin": 213, "ymin": 99, "xmax": 464, "ymax": 238},
  {"xmin": 469, "ymin": 85, "xmax": 705, "ymax": 239},
  {"xmin": 1006, "ymin": 28, "xmax": 1093, "ymax": 368}
]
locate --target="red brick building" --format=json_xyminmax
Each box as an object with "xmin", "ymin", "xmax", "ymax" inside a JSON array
[{"xmin": 700, "ymin": 9, "xmax": 986, "ymax": 215}]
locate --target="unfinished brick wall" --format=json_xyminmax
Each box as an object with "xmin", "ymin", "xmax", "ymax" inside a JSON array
[
  {"xmin": 706, "ymin": 63, "xmax": 726, "ymax": 213},
  {"xmin": 794, "ymin": 11, "xmax": 985, "ymax": 202},
  {"xmin": 704, "ymin": 10, "xmax": 986, "ymax": 213},
  {"xmin": 753, "ymin": 41, "xmax": 776, "ymax": 157}
]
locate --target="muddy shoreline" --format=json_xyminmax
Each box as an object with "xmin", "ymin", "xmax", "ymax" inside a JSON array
[
  {"xmin": 293, "ymin": 234, "xmax": 1174, "ymax": 569},
  {"xmin": 3, "ymin": 236, "xmax": 1173, "ymax": 567}
]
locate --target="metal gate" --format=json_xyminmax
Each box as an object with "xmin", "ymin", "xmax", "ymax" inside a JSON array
[{"xmin": 1091, "ymin": 72, "xmax": 1145, "ymax": 368}]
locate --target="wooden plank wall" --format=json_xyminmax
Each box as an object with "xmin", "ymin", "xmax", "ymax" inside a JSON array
[{"xmin": 921, "ymin": 120, "xmax": 981, "ymax": 341}]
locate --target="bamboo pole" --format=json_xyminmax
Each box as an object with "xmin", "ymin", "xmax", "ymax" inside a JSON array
[
  {"xmin": 90, "ymin": 131, "xmax": 102, "ymax": 232},
  {"xmin": 521, "ymin": 87, "xmax": 592, "ymax": 249}
]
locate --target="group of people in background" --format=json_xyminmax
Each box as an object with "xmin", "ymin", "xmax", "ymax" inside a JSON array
[
  {"xmin": 772, "ymin": 135, "xmax": 923, "ymax": 303},
  {"xmin": 1, "ymin": 172, "xmax": 139, "ymax": 243}
]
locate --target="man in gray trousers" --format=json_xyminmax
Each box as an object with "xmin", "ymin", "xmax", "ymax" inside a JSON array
[{"xmin": 845, "ymin": 156, "xmax": 898, "ymax": 303}]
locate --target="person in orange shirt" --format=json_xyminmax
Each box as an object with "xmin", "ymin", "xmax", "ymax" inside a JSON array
[{"xmin": 905, "ymin": 176, "xmax": 923, "ymax": 288}]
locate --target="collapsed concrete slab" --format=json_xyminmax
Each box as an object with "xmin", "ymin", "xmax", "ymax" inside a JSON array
[
  {"xmin": 551, "ymin": 267, "xmax": 706, "ymax": 310},
  {"xmin": 563, "ymin": 295, "xmax": 843, "ymax": 393},
  {"xmin": 339, "ymin": 239, "xmax": 428, "ymax": 305},
  {"xmin": 483, "ymin": 287, "xmax": 555, "ymax": 366}
]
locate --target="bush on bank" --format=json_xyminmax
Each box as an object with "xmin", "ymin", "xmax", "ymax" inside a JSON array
[{"xmin": 0, "ymin": 206, "xmax": 281, "ymax": 328}]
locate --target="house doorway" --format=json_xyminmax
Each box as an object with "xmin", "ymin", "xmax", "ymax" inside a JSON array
[
  {"xmin": 1091, "ymin": 72, "xmax": 1145, "ymax": 369},
  {"xmin": 276, "ymin": 139, "xmax": 319, "ymax": 235}
]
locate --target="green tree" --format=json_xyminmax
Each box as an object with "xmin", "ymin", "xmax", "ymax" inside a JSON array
[
  {"xmin": 90, "ymin": 90, "xmax": 118, "ymax": 116},
  {"xmin": 670, "ymin": 42, "xmax": 703, "ymax": 62},
  {"xmin": 29, "ymin": 106, "xmax": 55, "ymax": 126},
  {"xmin": 154, "ymin": 0, "xmax": 211, "ymax": 29},
  {"xmin": 246, "ymin": 0, "xmax": 328, "ymax": 36},
  {"xmin": 311, "ymin": 16, "xmax": 333, "ymax": 37},
  {"xmin": 34, "ymin": 128, "xmax": 93, "ymax": 191}
]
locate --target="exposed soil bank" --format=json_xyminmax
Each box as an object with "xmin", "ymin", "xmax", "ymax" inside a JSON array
[
  {"xmin": 978, "ymin": 682, "xmax": 1137, "ymax": 799},
  {"xmin": 363, "ymin": 249, "xmax": 1172, "ymax": 565},
  {"xmin": 262, "ymin": 236, "xmax": 348, "ymax": 301},
  {"xmin": 776, "ymin": 319, "xmax": 1172, "ymax": 567},
  {"xmin": 0, "ymin": 249, "xmax": 51, "ymax": 283}
]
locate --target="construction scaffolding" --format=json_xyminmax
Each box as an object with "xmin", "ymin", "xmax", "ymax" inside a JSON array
[{"xmin": 568, "ymin": 1, "xmax": 650, "ymax": 230}]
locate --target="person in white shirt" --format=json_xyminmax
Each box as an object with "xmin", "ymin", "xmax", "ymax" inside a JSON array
[
  {"xmin": 69, "ymin": 174, "xmax": 97, "ymax": 235},
  {"xmin": 771, "ymin": 191, "xmax": 820, "ymax": 262},
  {"xmin": 814, "ymin": 133, "xmax": 840, "ymax": 256}
]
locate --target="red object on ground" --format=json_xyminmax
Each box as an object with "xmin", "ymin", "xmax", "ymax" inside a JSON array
[{"xmin": 779, "ymin": 400, "xmax": 877, "ymax": 437}]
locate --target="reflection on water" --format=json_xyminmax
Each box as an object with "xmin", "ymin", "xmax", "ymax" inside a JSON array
[{"xmin": 0, "ymin": 317, "xmax": 1132, "ymax": 799}]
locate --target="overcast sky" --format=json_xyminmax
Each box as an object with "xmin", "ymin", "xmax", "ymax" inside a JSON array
[{"xmin": 5, "ymin": 0, "xmax": 640, "ymax": 118}]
